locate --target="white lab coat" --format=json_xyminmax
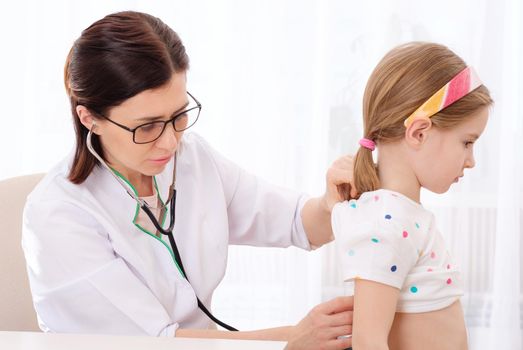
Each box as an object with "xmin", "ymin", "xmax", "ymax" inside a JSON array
[{"xmin": 22, "ymin": 132, "xmax": 311, "ymax": 336}]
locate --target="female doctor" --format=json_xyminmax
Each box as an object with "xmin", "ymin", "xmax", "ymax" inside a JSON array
[{"xmin": 22, "ymin": 11, "xmax": 355, "ymax": 350}]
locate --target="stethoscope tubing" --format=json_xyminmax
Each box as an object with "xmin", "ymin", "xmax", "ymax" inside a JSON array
[{"xmin": 86, "ymin": 128, "xmax": 238, "ymax": 331}]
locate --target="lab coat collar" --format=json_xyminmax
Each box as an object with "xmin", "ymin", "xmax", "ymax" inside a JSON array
[
  {"xmin": 86, "ymin": 151, "xmax": 176, "ymax": 225},
  {"xmin": 88, "ymin": 164, "xmax": 138, "ymax": 223}
]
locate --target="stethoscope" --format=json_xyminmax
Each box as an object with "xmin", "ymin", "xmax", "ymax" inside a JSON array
[{"xmin": 86, "ymin": 126, "xmax": 238, "ymax": 331}]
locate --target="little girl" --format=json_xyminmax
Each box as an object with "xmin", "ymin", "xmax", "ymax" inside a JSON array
[{"xmin": 332, "ymin": 42, "xmax": 493, "ymax": 350}]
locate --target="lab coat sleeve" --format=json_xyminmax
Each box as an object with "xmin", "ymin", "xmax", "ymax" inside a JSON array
[
  {"xmin": 22, "ymin": 198, "xmax": 178, "ymax": 336},
  {"xmin": 196, "ymin": 135, "xmax": 312, "ymax": 250}
]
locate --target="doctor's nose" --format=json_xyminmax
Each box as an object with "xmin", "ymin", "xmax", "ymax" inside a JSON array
[{"xmin": 155, "ymin": 122, "xmax": 179, "ymax": 150}]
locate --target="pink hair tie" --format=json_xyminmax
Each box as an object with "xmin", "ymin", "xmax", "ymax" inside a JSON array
[{"xmin": 359, "ymin": 138, "xmax": 376, "ymax": 151}]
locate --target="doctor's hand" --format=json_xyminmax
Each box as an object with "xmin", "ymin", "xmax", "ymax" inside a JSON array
[
  {"xmin": 301, "ymin": 155, "xmax": 356, "ymax": 248},
  {"xmin": 285, "ymin": 296, "xmax": 353, "ymax": 350},
  {"xmin": 322, "ymin": 155, "xmax": 357, "ymax": 213}
]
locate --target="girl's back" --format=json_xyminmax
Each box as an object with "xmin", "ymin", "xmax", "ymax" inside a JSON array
[
  {"xmin": 333, "ymin": 189, "xmax": 466, "ymax": 349},
  {"xmin": 390, "ymin": 300, "xmax": 467, "ymax": 349}
]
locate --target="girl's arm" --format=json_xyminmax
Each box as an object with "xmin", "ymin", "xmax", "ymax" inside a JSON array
[{"xmin": 353, "ymin": 279, "xmax": 400, "ymax": 350}]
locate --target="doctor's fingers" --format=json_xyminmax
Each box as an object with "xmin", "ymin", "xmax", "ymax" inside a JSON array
[
  {"xmin": 327, "ymin": 310, "xmax": 353, "ymax": 327},
  {"xmin": 324, "ymin": 323, "xmax": 352, "ymax": 341},
  {"xmin": 327, "ymin": 166, "xmax": 354, "ymax": 187},
  {"xmin": 327, "ymin": 168, "xmax": 350, "ymax": 189},
  {"xmin": 331, "ymin": 154, "xmax": 354, "ymax": 168},
  {"xmin": 315, "ymin": 296, "xmax": 354, "ymax": 315},
  {"xmin": 328, "ymin": 157, "xmax": 353, "ymax": 177},
  {"xmin": 327, "ymin": 168, "xmax": 357, "ymax": 200},
  {"xmin": 324, "ymin": 335, "xmax": 353, "ymax": 350},
  {"xmin": 331, "ymin": 156, "xmax": 354, "ymax": 177},
  {"xmin": 332, "ymin": 155, "xmax": 357, "ymax": 199}
]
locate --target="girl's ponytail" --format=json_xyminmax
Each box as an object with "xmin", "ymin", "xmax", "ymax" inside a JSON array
[{"xmin": 353, "ymin": 139, "xmax": 379, "ymax": 198}]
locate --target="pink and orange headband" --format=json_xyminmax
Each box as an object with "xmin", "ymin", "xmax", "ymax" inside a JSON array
[
  {"xmin": 403, "ymin": 66, "xmax": 483, "ymax": 127},
  {"xmin": 360, "ymin": 66, "xmax": 483, "ymax": 151}
]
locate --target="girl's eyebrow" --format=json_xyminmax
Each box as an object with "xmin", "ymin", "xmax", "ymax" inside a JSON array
[
  {"xmin": 134, "ymin": 101, "xmax": 190, "ymax": 122},
  {"xmin": 466, "ymin": 133, "xmax": 480, "ymax": 140}
]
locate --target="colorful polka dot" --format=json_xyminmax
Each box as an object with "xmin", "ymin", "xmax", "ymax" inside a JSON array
[
  {"xmin": 374, "ymin": 195, "xmax": 380, "ymax": 201},
  {"xmin": 447, "ymin": 264, "xmax": 451, "ymax": 269},
  {"xmin": 410, "ymin": 286, "xmax": 418, "ymax": 293},
  {"xmin": 371, "ymin": 238, "xmax": 379, "ymax": 243},
  {"xmin": 348, "ymin": 249, "xmax": 355, "ymax": 256},
  {"xmin": 427, "ymin": 268, "xmax": 433, "ymax": 272},
  {"xmin": 350, "ymin": 202, "xmax": 357, "ymax": 208},
  {"xmin": 446, "ymin": 278, "xmax": 452, "ymax": 285},
  {"xmin": 415, "ymin": 222, "xmax": 420, "ymax": 229},
  {"xmin": 391, "ymin": 265, "xmax": 397, "ymax": 272},
  {"xmin": 402, "ymin": 231, "xmax": 409, "ymax": 238},
  {"xmin": 385, "ymin": 214, "xmax": 392, "ymax": 220},
  {"xmin": 430, "ymin": 251, "xmax": 436, "ymax": 259}
]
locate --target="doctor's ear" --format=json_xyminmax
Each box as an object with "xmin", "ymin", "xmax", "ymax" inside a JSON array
[
  {"xmin": 404, "ymin": 117, "xmax": 432, "ymax": 149},
  {"xmin": 76, "ymin": 105, "xmax": 102, "ymax": 134}
]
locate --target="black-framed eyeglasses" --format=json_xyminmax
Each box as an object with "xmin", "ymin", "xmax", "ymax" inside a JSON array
[{"xmin": 92, "ymin": 92, "xmax": 201, "ymax": 144}]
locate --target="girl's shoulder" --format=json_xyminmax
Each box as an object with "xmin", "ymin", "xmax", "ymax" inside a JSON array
[{"xmin": 332, "ymin": 189, "xmax": 433, "ymax": 234}]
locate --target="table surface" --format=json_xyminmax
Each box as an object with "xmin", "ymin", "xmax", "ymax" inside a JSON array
[{"xmin": 0, "ymin": 331, "xmax": 287, "ymax": 350}]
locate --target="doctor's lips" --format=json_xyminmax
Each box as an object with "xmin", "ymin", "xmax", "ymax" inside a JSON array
[{"xmin": 150, "ymin": 155, "xmax": 173, "ymax": 164}]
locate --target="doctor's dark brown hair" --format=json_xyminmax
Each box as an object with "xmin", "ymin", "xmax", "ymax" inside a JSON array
[
  {"xmin": 64, "ymin": 11, "xmax": 189, "ymax": 184},
  {"xmin": 352, "ymin": 42, "xmax": 493, "ymax": 197}
]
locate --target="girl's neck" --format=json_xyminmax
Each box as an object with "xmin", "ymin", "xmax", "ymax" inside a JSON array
[{"xmin": 377, "ymin": 142, "xmax": 421, "ymax": 203}]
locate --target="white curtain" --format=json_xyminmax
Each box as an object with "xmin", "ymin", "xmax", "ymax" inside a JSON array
[{"xmin": 1, "ymin": 1, "xmax": 521, "ymax": 348}]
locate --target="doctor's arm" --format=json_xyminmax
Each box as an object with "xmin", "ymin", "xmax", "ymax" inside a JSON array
[
  {"xmin": 176, "ymin": 296, "xmax": 353, "ymax": 350},
  {"xmin": 206, "ymin": 132, "xmax": 354, "ymax": 249},
  {"xmin": 301, "ymin": 155, "xmax": 356, "ymax": 247}
]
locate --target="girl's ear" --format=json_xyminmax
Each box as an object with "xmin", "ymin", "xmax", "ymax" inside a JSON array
[
  {"xmin": 76, "ymin": 105, "xmax": 101, "ymax": 135},
  {"xmin": 404, "ymin": 117, "xmax": 432, "ymax": 149}
]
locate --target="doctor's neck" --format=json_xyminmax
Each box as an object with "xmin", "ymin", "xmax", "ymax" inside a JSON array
[
  {"xmin": 109, "ymin": 163, "xmax": 154, "ymax": 197},
  {"xmin": 129, "ymin": 174, "xmax": 155, "ymax": 197}
]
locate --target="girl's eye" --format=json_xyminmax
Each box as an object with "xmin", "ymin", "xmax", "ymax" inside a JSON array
[{"xmin": 465, "ymin": 141, "xmax": 474, "ymax": 148}]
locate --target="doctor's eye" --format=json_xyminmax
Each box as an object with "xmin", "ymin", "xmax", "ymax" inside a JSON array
[
  {"xmin": 134, "ymin": 122, "xmax": 166, "ymax": 143},
  {"xmin": 173, "ymin": 114, "xmax": 189, "ymax": 130},
  {"xmin": 139, "ymin": 122, "xmax": 163, "ymax": 133}
]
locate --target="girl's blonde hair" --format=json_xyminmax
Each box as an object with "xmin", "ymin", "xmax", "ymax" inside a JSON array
[{"xmin": 353, "ymin": 42, "xmax": 493, "ymax": 197}]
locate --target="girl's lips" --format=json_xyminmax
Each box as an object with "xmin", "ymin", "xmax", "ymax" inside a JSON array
[{"xmin": 454, "ymin": 175, "xmax": 463, "ymax": 183}]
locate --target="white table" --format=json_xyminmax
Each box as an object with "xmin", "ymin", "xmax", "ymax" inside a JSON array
[{"xmin": 0, "ymin": 331, "xmax": 287, "ymax": 350}]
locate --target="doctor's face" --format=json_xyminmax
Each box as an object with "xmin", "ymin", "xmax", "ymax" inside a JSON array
[{"xmin": 95, "ymin": 72, "xmax": 188, "ymax": 179}]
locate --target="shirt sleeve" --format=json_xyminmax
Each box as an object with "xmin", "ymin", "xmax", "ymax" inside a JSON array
[
  {"xmin": 22, "ymin": 199, "xmax": 181, "ymax": 336},
  {"xmin": 332, "ymin": 201, "xmax": 419, "ymax": 289},
  {"xmin": 194, "ymin": 134, "xmax": 311, "ymax": 250}
]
